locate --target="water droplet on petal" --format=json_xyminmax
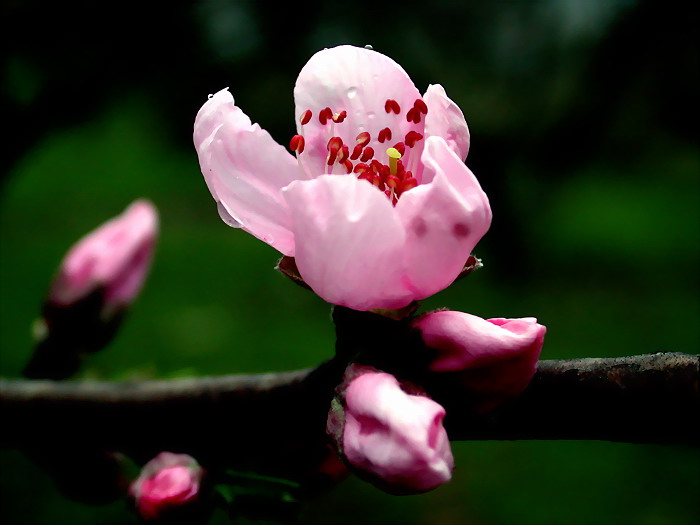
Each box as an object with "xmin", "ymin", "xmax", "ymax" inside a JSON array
[
  {"xmin": 217, "ymin": 202, "xmax": 243, "ymax": 228},
  {"xmin": 367, "ymin": 112, "xmax": 376, "ymax": 119},
  {"xmin": 347, "ymin": 87, "xmax": 358, "ymax": 99},
  {"xmin": 208, "ymin": 94, "xmax": 214, "ymax": 99},
  {"xmin": 364, "ymin": 44, "xmax": 374, "ymax": 50},
  {"xmin": 262, "ymin": 234, "xmax": 275, "ymax": 244}
]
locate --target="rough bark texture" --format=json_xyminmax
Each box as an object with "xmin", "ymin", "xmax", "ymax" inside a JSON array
[{"xmin": 2, "ymin": 353, "xmax": 698, "ymax": 471}]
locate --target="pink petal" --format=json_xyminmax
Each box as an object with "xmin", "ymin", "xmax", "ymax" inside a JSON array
[
  {"xmin": 423, "ymin": 84, "xmax": 470, "ymax": 161},
  {"xmin": 415, "ymin": 311, "xmax": 546, "ymax": 412},
  {"xmin": 194, "ymin": 88, "xmax": 298, "ymax": 256},
  {"xmin": 51, "ymin": 200, "xmax": 158, "ymax": 308},
  {"xmin": 342, "ymin": 371, "xmax": 453, "ymax": 494},
  {"xmin": 395, "ymin": 137, "xmax": 491, "ymax": 299},
  {"xmin": 282, "ymin": 176, "xmax": 412, "ymax": 311},
  {"xmin": 294, "ymin": 46, "xmax": 424, "ymax": 177}
]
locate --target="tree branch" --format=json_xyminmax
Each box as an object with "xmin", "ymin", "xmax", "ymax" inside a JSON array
[{"xmin": 1, "ymin": 353, "xmax": 697, "ymax": 475}]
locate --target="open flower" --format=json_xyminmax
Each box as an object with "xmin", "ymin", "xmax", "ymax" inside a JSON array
[{"xmin": 194, "ymin": 45, "xmax": 491, "ymax": 311}]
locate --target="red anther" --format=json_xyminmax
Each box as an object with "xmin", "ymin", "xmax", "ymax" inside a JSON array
[
  {"xmin": 370, "ymin": 159, "xmax": 383, "ymax": 173},
  {"xmin": 332, "ymin": 110, "xmax": 347, "ymax": 123},
  {"xmin": 392, "ymin": 142, "xmax": 406, "ymax": 156},
  {"xmin": 350, "ymin": 144, "xmax": 363, "ymax": 160},
  {"xmin": 289, "ymin": 134, "xmax": 305, "ymax": 153},
  {"xmin": 326, "ymin": 136, "xmax": 343, "ymax": 165},
  {"xmin": 404, "ymin": 131, "xmax": 424, "ymax": 148},
  {"xmin": 319, "ymin": 107, "xmax": 333, "ymax": 125},
  {"xmin": 399, "ymin": 176, "xmax": 418, "ymax": 194},
  {"xmin": 406, "ymin": 108, "xmax": 416, "ymax": 123},
  {"xmin": 396, "ymin": 159, "xmax": 405, "ymax": 177},
  {"xmin": 353, "ymin": 163, "xmax": 370, "ymax": 174},
  {"xmin": 414, "ymin": 98, "xmax": 428, "ymax": 115},
  {"xmin": 385, "ymin": 175, "xmax": 400, "ymax": 189},
  {"xmin": 360, "ymin": 147, "xmax": 374, "ymax": 163},
  {"xmin": 342, "ymin": 159, "xmax": 353, "ymax": 173},
  {"xmin": 378, "ymin": 127, "xmax": 392, "ymax": 143},
  {"xmin": 384, "ymin": 99, "xmax": 401, "ymax": 114},
  {"xmin": 338, "ymin": 145, "xmax": 350, "ymax": 163},
  {"xmin": 300, "ymin": 110, "xmax": 312, "ymax": 125},
  {"xmin": 356, "ymin": 131, "xmax": 371, "ymax": 146},
  {"xmin": 358, "ymin": 171, "xmax": 372, "ymax": 182},
  {"xmin": 406, "ymin": 108, "xmax": 421, "ymax": 124}
]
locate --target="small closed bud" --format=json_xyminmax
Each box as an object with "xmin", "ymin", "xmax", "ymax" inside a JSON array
[
  {"xmin": 48, "ymin": 199, "xmax": 158, "ymax": 315},
  {"xmin": 413, "ymin": 311, "xmax": 546, "ymax": 412},
  {"xmin": 327, "ymin": 366, "xmax": 453, "ymax": 495},
  {"xmin": 130, "ymin": 453, "xmax": 204, "ymax": 522},
  {"xmin": 24, "ymin": 200, "xmax": 158, "ymax": 379}
]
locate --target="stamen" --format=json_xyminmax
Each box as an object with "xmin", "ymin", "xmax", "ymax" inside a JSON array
[
  {"xmin": 342, "ymin": 159, "xmax": 353, "ymax": 173},
  {"xmin": 378, "ymin": 127, "xmax": 392, "ymax": 143},
  {"xmin": 360, "ymin": 146, "xmax": 375, "ymax": 163},
  {"xmin": 338, "ymin": 145, "xmax": 350, "ymax": 163},
  {"xmin": 384, "ymin": 99, "xmax": 401, "ymax": 114},
  {"xmin": 356, "ymin": 132, "xmax": 371, "ymax": 147},
  {"xmin": 327, "ymin": 136, "xmax": 343, "ymax": 165},
  {"xmin": 289, "ymin": 135, "xmax": 305, "ymax": 154},
  {"xmin": 404, "ymin": 131, "xmax": 423, "ymax": 148},
  {"xmin": 386, "ymin": 147, "xmax": 402, "ymax": 175},
  {"xmin": 332, "ymin": 110, "xmax": 347, "ymax": 124},
  {"xmin": 414, "ymin": 99, "xmax": 428, "ymax": 115},
  {"xmin": 351, "ymin": 144, "xmax": 363, "ymax": 160},
  {"xmin": 392, "ymin": 142, "xmax": 406, "ymax": 156},
  {"xmin": 300, "ymin": 110, "xmax": 312, "ymax": 125},
  {"xmin": 353, "ymin": 163, "xmax": 370, "ymax": 174},
  {"xmin": 319, "ymin": 107, "xmax": 333, "ymax": 125},
  {"xmin": 406, "ymin": 108, "xmax": 421, "ymax": 124}
]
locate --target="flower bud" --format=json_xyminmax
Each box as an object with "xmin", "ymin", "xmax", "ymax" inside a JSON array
[
  {"xmin": 130, "ymin": 453, "xmax": 203, "ymax": 521},
  {"xmin": 328, "ymin": 368, "xmax": 453, "ymax": 494},
  {"xmin": 24, "ymin": 200, "xmax": 158, "ymax": 378},
  {"xmin": 414, "ymin": 311, "xmax": 546, "ymax": 411},
  {"xmin": 48, "ymin": 199, "xmax": 158, "ymax": 315}
]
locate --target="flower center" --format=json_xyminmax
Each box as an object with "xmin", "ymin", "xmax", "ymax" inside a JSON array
[{"xmin": 289, "ymin": 97, "xmax": 427, "ymax": 205}]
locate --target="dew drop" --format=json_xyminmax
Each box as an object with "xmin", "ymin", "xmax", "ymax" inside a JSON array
[
  {"xmin": 347, "ymin": 87, "xmax": 358, "ymax": 99},
  {"xmin": 262, "ymin": 234, "xmax": 275, "ymax": 244},
  {"xmin": 217, "ymin": 202, "xmax": 243, "ymax": 228},
  {"xmin": 367, "ymin": 112, "xmax": 376, "ymax": 119},
  {"xmin": 208, "ymin": 93, "xmax": 214, "ymax": 99},
  {"xmin": 364, "ymin": 44, "xmax": 374, "ymax": 50}
]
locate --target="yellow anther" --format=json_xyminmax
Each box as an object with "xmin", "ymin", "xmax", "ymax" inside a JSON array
[{"xmin": 386, "ymin": 147, "xmax": 402, "ymax": 175}]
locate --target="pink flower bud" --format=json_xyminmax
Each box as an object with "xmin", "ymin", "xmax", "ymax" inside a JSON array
[
  {"xmin": 49, "ymin": 199, "xmax": 158, "ymax": 315},
  {"xmin": 414, "ymin": 311, "xmax": 546, "ymax": 411},
  {"xmin": 329, "ymin": 370, "xmax": 454, "ymax": 494},
  {"xmin": 130, "ymin": 453, "xmax": 203, "ymax": 521}
]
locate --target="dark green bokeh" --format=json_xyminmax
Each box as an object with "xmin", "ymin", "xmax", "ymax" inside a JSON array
[{"xmin": 1, "ymin": 1, "xmax": 698, "ymax": 523}]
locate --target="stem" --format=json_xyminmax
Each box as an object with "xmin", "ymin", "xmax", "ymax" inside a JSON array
[{"xmin": 1, "ymin": 354, "xmax": 697, "ymax": 465}]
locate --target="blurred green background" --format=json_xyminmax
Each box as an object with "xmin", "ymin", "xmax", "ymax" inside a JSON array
[{"xmin": 1, "ymin": 0, "xmax": 698, "ymax": 523}]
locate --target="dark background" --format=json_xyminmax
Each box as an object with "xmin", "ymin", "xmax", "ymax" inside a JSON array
[{"xmin": 1, "ymin": 0, "xmax": 698, "ymax": 523}]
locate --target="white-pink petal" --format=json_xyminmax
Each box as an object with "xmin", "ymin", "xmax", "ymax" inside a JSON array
[
  {"xmin": 283, "ymin": 175, "xmax": 413, "ymax": 311},
  {"xmin": 423, "ymin": 84, "xmax": 470, "ymax": 161},
  {"xmin": 294, "ymin": 46, "xmax": 424, "ymax": 176},
  {"xmin": 395, "ymin": 137, "xmax": 491, "ymax": 299},
  {"xmin": 195, "ymin": 89, "xmax": 299, "ymax": 256}
]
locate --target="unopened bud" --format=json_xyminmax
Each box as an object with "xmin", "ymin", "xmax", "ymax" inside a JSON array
[
  {"xmin": 327, "ymin": 366, "xmax": 453, "ymax": 495},
  {"xmin": 130, "ymin": 453, "xmax": 204, "ymax": 521},
  {"xmin": 413, "ymin": 311, "xmax": 546, "ymax": 412}
]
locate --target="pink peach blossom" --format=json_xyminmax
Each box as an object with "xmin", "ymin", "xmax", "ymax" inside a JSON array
[
  {"xmin": 414, "ymin": 311, "xmax": 546, "ymax": 411},
  {"xmin": 194, "ymin": 45, "xmax": 491, "ymax": 311},
  {"xmin": 130, "ymin": 452, "xmax": 202, "ymax": 521},
  {"xmin": 331, "ymin": 370, "xmax": 453, "ymax": 494},
  {"xmin": 49, "ymin": 200, "xmax": 158, "ymax": 314}
]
